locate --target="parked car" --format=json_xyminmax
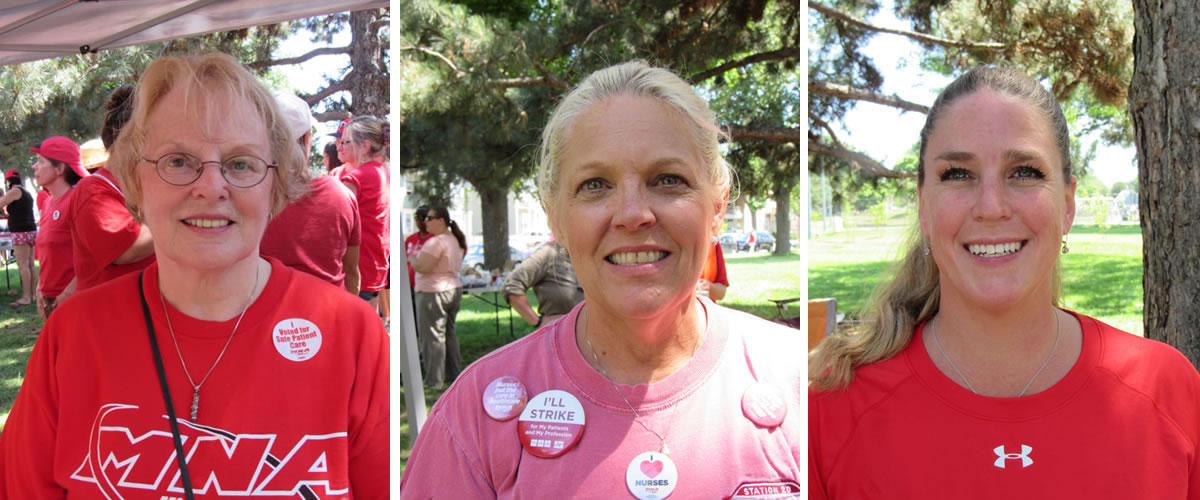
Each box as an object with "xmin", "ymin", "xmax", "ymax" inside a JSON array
[
  {"xmin": 726, "ymin": 231, "xmax": 776, "ymax": 252},
  {"xmin": 717, "ymin": 232, "xmax": 739, "ymax": 252},
  {"xmin": 462, "ymin": 244, "xmax": 527, "ymax": 272},
  {"xmin": 752, "ymin": 231, "xmax": 776, "ymax": 252}
]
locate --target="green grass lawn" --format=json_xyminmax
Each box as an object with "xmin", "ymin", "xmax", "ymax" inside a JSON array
[
  {"xmin": 398, "ymin": 250, "xmax": 804, "ymax": 472},
  {"xmin": 0, "ymin": 261, "xmax": 43, "ymax": 428},
  {"xmin": 809, "ymin": 221, "xmax": 1144, "ymax": 335}
]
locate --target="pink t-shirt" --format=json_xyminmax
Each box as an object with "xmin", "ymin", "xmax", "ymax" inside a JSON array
[
  {"xmin": 341, "ymin": 161, "xmax": 389, "ymax": 292},
  {"xmin": 261, "ymin": 175, "xmax": 361, "ymax": 289},
  {"xmin": 400, "ymin": 299, "xmax": 804, "ymax": 498},
  {"xmin": 413, "ymin": 233, "xmax": 463, "ymax": 293}
]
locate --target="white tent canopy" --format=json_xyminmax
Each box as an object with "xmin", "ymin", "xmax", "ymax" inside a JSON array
[{"xmin": 0, "ymin": 0, "xmax": 386, "ymax": 66}]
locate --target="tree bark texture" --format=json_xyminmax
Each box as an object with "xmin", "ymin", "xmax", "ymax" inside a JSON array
[
  {"xmin": 1131, "ymin": 0, "xmax": 1200, "ymax": 364},
  {"xmin": 773, "ymin": 177, "xmax": 793, "ymax": 255},
  {"xmin": 478, "ymin": 187, "xmax": 510, "ymax": 272},
  {"xmin": 349, "ymin": 9, "xmax": 389, "ymax": 117}
]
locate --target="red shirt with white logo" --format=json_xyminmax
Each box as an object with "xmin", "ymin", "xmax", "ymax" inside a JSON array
[
  {"xmin": 261, "ymin": 175, "xmax": 361, "ymax": 289},
  {"xmin": 0, "ymin": 258, "xmax": 390, "ymax": 498},
  {"xmin": 35, "ymin": 188, "xmax": 77, "ymax": 298},
  {"xmin": 405, "ymin": 231, "xmax": 434, "ymax": 288},
  {"xmin": 68, "ymin": 168, "xmax": 154, "ymax": 292},
  {"xmin": 810, "ymin": 311, "xmax": 1200, "ymax": 499},
  {"xmin": 400, "ymin": 298, "xmax": 803, "ymax": 497},
  {"xmin": 341, "ymin": 161, "xmax": 389, "ymax": 291}
]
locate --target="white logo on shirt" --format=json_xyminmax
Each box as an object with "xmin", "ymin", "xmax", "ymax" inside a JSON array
[
  {"xmin": 52, "ymin": 209, "xmax": 60, "ymax": 220},
  {"xmin": 993, "ymin": 444, "xmax": 1033, "ymax": 468}
]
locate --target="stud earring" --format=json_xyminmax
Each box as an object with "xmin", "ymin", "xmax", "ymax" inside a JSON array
[{"xmin": 923, "ymin": 245, "xmax": 931, "ymax": 256}]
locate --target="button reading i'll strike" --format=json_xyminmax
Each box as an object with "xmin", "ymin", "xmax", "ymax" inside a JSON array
[{"xmin": 517, "ymin": 390, "xmax": 586, "ymax": 458}]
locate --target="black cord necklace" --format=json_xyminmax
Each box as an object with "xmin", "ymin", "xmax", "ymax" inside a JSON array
[{"xmin": 137, "ymin": 270, "xmax": 196, "ymax": 500}]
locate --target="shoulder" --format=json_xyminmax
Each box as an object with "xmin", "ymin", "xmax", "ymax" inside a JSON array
[
  {"xmin": 708, "ymin": 301, "xmax": 806, "ymax": 388},
  {"xmin": 1085, "ymin": 314, "xmax": 1200, "ymax": 401}
]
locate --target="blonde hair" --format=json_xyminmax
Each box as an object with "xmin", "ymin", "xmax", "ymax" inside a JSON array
[
  {"xmin": 809, "ymin": 66, "xmax": 1071, "ymax": 391},
  {"xmin": 534, "ymin": 60, "xmax": 731, "ymax": 212},
  {"xmin": 345, "ymin": 115, "xmax": 388, "ymax": 160},
  {"xmin": 109, "ymin": 52, "xmax": 307, "ymax": 219}
]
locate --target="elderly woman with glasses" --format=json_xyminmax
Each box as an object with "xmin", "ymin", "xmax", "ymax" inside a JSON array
[{"xmin": 0, "ymin": 53, "xmax": 389, "ymax": 498}]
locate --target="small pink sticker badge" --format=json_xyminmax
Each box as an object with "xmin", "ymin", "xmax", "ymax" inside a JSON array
[
  {"xmin": 741, "ymin": 382, "xmax": 787, "ymax": 428},
  {"xmin": 482, "ymin": 376, "xmax": 528, "ymax": 421}
]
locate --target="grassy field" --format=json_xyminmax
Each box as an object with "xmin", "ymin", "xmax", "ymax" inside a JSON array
[
  {"xmin": 809, "ymin": 219, "xmax": 1144, "ymax": 335},
  {"xmin": 398, "ymin": 250, "xmax": 804, "ymax": 471},
  {"xmin": 0, "ymin": 261, "xmax": 43, "ymax": 427}
]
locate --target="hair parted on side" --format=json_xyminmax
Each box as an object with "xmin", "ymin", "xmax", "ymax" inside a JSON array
[
  {"xmin": 534, "ymin": 59, "xmax": 732, "ymax": 214},
  {"xmin": 108, "ymin": 52, "xmax": 308, "ymax": 221},
  {"xmin": 809, "ymin": 66, "xmax": 1071, "ymax": 391}
]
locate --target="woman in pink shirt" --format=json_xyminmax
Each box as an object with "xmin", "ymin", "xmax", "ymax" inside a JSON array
[{"xmin": 411, "ymin": 205, "xmax": 466, "ymax": 388}]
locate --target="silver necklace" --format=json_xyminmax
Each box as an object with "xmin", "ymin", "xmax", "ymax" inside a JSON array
[
  {"xmin": 582, "ymin": 310, "xmax": 695, "ymax": 455},
  {"xmin": 930, "ymin": 309, "xmax": 1061, "ymax": 397},
  {"xmin": 160, "ymin": 261, "xmax": 260, "ymax": 421}
]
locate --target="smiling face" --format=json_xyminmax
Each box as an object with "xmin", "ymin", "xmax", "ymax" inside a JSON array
[
  {"xmin": 136, "ymin": 84, "xmax": 275, "ymax": 274},
  {"xmin": 918, "ymin": 88, "xmax": 1076, "ymax": 313},
  {"xmin": 548, "ymin": 95, "xmax": 725, "ymax": 320}
]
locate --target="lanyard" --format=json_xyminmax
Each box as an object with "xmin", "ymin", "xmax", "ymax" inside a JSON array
[{"xmin": 137, "ymin": 270, "xmax": 196, "ymax": 500}]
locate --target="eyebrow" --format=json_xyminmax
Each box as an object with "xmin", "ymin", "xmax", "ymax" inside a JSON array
[{"xmin": 933, "ymin": 149, "xmax": 1045, "ymax": 163}]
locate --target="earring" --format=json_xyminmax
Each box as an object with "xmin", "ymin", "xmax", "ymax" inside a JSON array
[
  {"xmin": 923, "ymin": 245, "xmax": 931, "ymax": 256},
  {"xmin": 1061, "ymin": 237, "xmax": 1070, "ymax": 254}
]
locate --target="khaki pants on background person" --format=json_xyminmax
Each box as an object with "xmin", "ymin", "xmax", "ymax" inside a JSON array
[{"xmin": 416, "ymin": 288, "xmax": 462, "ymax": 387}]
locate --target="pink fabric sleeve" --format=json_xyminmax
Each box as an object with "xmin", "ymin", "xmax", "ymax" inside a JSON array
[{"xmin": 399, "ymin": 411, "xmax": 495, "ymax": 497}]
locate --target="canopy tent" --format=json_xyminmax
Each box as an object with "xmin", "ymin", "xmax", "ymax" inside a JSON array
[{"xmin": 0, "ymin": 0, "xmax": 386, "ymax": 66}]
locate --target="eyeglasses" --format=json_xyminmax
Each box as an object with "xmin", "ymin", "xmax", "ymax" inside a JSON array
[
  {"xmin": 141, "ymin": 152, "xmax": 276, "ymax": 188},
  {"xmin": 425, "ymin": 215, "xmax": 443, "ymax": 222}
]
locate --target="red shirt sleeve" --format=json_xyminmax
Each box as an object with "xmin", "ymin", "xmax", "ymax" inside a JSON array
[
  {"xmin": 712, "ymin": 243, "xmax": 729, "ymax": 286},
  {"xmin": 71, "ymin": 179, "xmax": 141, "ymax": 289}
]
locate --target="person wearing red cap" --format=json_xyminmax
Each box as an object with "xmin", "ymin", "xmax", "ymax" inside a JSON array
[
  {"xmin": 30, "ymin": 135, "xmax": 88, "ymax": 319},
  {"xmin": 0, "ymin": 169, "xmax": 38, "ymax": 307},
  {"xmin": 67, "ymin": 84, "xmax": 155, "ymax": 293}
]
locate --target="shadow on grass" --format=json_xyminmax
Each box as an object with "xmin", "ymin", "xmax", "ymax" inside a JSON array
[
  {"xmin": 1060, "ymin": 253, "xmax": 1142, "ymax": 318},
  {"xmin": 807, "ymin": 260, "xmax": 893, "ymax": 319}
]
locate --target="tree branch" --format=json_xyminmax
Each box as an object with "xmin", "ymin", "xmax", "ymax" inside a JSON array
[
  {"xmin": 531, "ymin": 60, "xmax": 572, "ymax": 92},
  {"xmin": 808, "ymin": 1, "xmax": 1006, "ymax": 51},
  {"xmin": 809, "ymin": 80, "xmax": 930, "ymax": 113},
  {"xmin": 725, "ymin": 125, "xmax": 802, "ymax": 143},
  {"xmin": 248, "ymin": 46, "xmax": 350, "ymax": 70},
  {"xmin": 314, "ymin": 110, "xmax": 352, "ymax": 122},
  {"xmin": 687, "ymin": 47, "xmax": 800, "ymax": 84},
  {"xmin": 398, "ymin": 45, "xmax": 464, "ymax": 77},
  {"xmin": 809, "ymin": 141, "xmax": 915, "ymax": 179},
  {"xmin": 808, "ymin": 112, "xmax": 845, "ymax": 148},
  {"xmin": 303, "ymin": 80, "xmax": 352, "ymax": 106}
]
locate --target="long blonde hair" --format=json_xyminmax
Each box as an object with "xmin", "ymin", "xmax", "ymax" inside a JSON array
[{"xmin": 809, "ymin": 66, "xmax": 1072, "ymax": 391}]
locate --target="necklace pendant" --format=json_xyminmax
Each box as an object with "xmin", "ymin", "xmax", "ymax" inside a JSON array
[
  {"xmin": 660, "ymin": 442, "xmax": 670, "ymax": 455},
  {"xmin": 191, "ymin": 390, "xmax": 199, "ymax": 421}
]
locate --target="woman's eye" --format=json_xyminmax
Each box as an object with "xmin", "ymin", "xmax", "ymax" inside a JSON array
[
  {"xmin": 939, "ymin": 167, "xmax": 970, "ymax": 181},
  {"xmin": 1013, "ymin": 165, "xmax": 1046, "ymax": 180},
  {"xmin": 164, "ymin": 154, "xmax": 192, "ymax": 169},
  {"xmin": 579, "ymin": 178, "xmax": 607, "ymax": 192},
  {"xmin": 657, "ymin": 174, "xmax": 686, "ymax": 186}
]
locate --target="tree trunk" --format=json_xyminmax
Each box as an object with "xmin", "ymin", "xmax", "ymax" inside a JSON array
[
  {"xmin": 773, "ymin": 177, "xmax": 793, "ymax": 255},
  {"xmin": 349, "ymin": 9, "xmax": 389, "ymax": 117},
  {"xmin": 478, "ymin": 186, "xmax": 510, "ymax": 272},
  {"xmin": 1131, "ymin": 0, "xmax": 1200, "ymax": 364}
]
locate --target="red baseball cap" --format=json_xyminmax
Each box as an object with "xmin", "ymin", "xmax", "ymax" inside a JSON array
[
  {"xmin": 5, "ymin": 169, "xmax": 18, "ymax": 179},
  {"xmin": 331, "ymin": 118, "xmax": 351, "ymax": 138},
  {"xmin": 30, "ymin": 136, "xmax": 88, "ymax": 178}
]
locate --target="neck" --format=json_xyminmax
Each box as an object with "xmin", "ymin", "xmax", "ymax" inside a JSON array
[
  {"xmin": 926, "ymin": 293, "xmax": 1082, "ymax": 397},
  {"xmin": 158, "ymin": 256, "xmax": 268, "ymax": 321},
  {"xmin": 576, "ymin": 298, "xmax": 706, "ymax": 385},
  {"xmin": 46, "ymin": 178, "xmax": 70, "ymax": 198}
]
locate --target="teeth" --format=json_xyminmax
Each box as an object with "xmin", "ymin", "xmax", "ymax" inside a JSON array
[
  {"xmin": 967, "ymin": 241, "xmax": 1021, "ymax": 257},
  {"xmin": 185, "ymin": 218, "xmax": 231, "ymax": 228},
  {"xmin": 608, "ymin": 251, "xmax": 666, "ymax": 265}
]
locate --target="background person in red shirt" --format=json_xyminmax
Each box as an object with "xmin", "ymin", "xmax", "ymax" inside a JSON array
[
  {"xmin": 30, "ymin": 136, "xmax": 87, "ymax": 318},
  {"xmin": 339, "ymin": 116, "xmax": 389, "ymax": 315},
  {"xmin": 68, "ymin": 85, "xmax": 155, "ymax": 293},
  {"xmin": 405, "ymin": 205, "xmax": 433, "ymax": 293},
  {"xmin": 260, "ymin": 92, "xmax": 361, "ymax": 293}
]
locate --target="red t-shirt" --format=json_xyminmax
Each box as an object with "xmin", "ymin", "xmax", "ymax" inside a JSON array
[
  {"xmin": 69, "ymin": 168, "xmax": 154, "ymax": 292},
  {"xmin": 810, "ymin": 311, "xmax": 1200, "ymax": 499},
  {"xmin": 341, "ymin": 161, "xmax": 389, "ymax": 292},
  {"xmin": 261, "ymin": 176, "xmax": 361, "ymax": 289},
  {"xmin": 404, "ymin": 231, "xmax": 433, "ymax": 288},
  {"xmin": 0, "ymin": 258, "xmax": 390, "ymax": 498},
  {"xmin": 701, "ymin": 242, "xmax": 729, "ymax": 286},
  {"xmin": 35, "ymin": 189, "xmax": 77, "ymax": 298}
]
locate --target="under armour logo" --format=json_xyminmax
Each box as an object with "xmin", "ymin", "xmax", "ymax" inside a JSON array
[{"xmin": 993, "ymin": 445, "xmax": 1033, "ymax": 468}]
